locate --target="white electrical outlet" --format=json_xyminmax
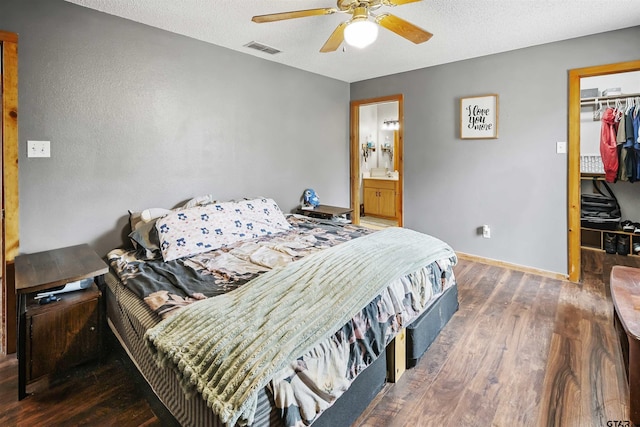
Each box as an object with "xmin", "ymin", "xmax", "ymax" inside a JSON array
[
  {"xmin": 482, "ymin": 225, "xmax": 491, "ymax": 238},
  {"xmin": 556, "ymin": 141, "xmax": 567, "ymax": 154},
  {"xmin": 27, "ymin": 140, "xmax": 51, "ymax": 158}
]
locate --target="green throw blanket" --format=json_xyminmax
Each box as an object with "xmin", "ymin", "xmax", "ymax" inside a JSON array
[{"xmin": 145, "ymin": 227, "xmax": 455, "ymax": 426}]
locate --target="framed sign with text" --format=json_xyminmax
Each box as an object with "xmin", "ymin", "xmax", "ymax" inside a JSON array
[{"xmin": 460, "ymin": 94, "xmax": 499, "ymax": 139}]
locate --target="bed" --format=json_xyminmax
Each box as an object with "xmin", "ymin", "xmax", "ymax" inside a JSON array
[{"xmin": 104, "ymin": 197, "xmax": 458, "ymax": 426}]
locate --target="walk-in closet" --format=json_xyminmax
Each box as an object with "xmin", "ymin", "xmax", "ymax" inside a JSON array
[{"xmin": 580, "ymin": 71, "xmax": 640, "ymax": 280}]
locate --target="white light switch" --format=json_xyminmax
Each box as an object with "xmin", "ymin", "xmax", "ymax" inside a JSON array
[
  {"xmin": 27, "ymin": 140, "xmax": 50, "ymax": 158},
  {"xmin": 556, "ymin": 141, "xmax": 567, "ymax": 154}
]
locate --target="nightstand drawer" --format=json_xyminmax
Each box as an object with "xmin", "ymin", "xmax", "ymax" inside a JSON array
[{"xmin": 25, "ymin": 285, "xmax": 101, "ymax": 382}]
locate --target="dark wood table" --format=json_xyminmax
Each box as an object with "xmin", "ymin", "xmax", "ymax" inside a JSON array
[
  {"xmin": 296, "ymin": 205, "xmax": 353, "ymax": 221},
  {"xmin": 15, "ymin": 244, "xmax": 108, "ymax": 400},
  {"xmin": 610, "ymin": 265, "xmax": 640, "ymax": 425}
]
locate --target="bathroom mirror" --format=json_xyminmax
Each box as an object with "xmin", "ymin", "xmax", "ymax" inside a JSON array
[{"xmin": 359, "ymin": 101, "xmax": 399, "ymax": 173}]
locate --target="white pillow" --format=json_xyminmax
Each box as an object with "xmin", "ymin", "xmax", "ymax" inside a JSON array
[
  {"xmin": 181, "ymin": 194, "xmax": 215, "ymax": 209},
  {"xmin": 141, "ymin": 208, "xmax": 172, "ymax": 222}
]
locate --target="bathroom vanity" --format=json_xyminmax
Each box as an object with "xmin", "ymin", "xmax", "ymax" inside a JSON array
[{"xmin": 363, "ymin": 176, "xmax": 398, "ymax": 219}]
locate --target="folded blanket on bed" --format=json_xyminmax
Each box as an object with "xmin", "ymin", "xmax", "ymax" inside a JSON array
[{"xmin": 145, "ymin": 227, "xmax": 455, "ymax": 427}]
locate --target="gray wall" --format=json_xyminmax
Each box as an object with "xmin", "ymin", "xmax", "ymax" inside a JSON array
[
  {"xmin": 2, "ymin": 0, "xmax": 639, "ymax": 274},
  {"xmin": 0, "ymin": 0, "xmax": 350, "ymax": 256},
  {"xmin": 351, "ymin": 26, "xmax": 640, "ymax": 275}
]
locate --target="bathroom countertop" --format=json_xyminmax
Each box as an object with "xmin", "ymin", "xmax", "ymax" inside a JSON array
[{"xmin": 363, "ymin": 176, "xmax": 399, "ymax": 181}]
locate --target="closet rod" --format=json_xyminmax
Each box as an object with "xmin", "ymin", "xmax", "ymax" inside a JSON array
[{"xmin": 580, "ymin": 92, "xmax": 640, "ymax": 106}]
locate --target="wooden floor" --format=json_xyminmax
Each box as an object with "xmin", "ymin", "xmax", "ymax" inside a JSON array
[
  {"xmin": 0, "ymin": 259, "xmax": 630, "ymax": 426},
  {"xmin": 353, "ymin": 259, "xmax": 629, "ymax": 427},
  {"xmin": 359, "ymin": 216, "xmax": 399, "ymax": 230}
]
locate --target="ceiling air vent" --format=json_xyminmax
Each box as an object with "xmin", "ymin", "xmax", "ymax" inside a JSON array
[{"xmin": 244, "ymin": 41, "xmax": 281, "ymax": 55}]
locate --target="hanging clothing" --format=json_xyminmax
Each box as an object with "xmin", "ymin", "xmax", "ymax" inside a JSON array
[
  {"xmin": 617, "ymin": 113, "xmax": 627, "ymax": 143},
  {"xmin": 625, "ymin": 108, "xmax": 637, "ymax": 181},
  {"xmin": 633, "ymin": 106, "xmax": 640, "ymax": 148},
  {"xmin": 619, "ymin": 146, "xmax": 629, "ymax": 181},
  {"xmin": 617, "ymin": 112, "xmax": 628, "ymax": 181},
  {"xmin": 600, "ymin": 107, "xmax": 619, "ymax": 182},
  {"xmin": 626, "ymin": 108, "xmax": 635, "ymax": 148},
  {"xmin": 632, "ymin": 107, "xmax": 640, "ymax": 181}
]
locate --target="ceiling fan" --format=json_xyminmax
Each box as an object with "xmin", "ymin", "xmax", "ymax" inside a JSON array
[{"xmin": 251, "ymin": 0, "xmax": 433, "ymax": 53}]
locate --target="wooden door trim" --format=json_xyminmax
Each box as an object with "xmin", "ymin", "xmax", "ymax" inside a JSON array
[
  {"xmin": 0, "ymin": 31, "xmax": 18, "ymax": 44},
  {"xmin": 1, "ymin": 30, "xmax": 19, "ymax": 355},
  {"xmin": 567, "ymin": 59, "xmax": 640, "ymax": 283},
  {"xmin": 350, "ymin": 94, "xmax": 404, "ymax": 227}
]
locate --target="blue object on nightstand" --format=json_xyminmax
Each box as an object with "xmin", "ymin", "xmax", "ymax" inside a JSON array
[{"xmin": 302, "ymin": 188, "xmax": 320, "ymax": 208}]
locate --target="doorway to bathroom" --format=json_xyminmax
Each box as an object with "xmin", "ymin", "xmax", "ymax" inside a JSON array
[{"xmin": 350, "ymin": 94, "xmax": 403, "ymax": 229}]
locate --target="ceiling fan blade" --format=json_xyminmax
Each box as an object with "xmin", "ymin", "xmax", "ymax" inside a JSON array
[
  {"xmin": 252, "ymin": 8, "xmax": 337, "ymax": 23},
  {"xmin": 384, "ymin": 0, "xmax": 423, "ymax": 5},
  {"xmin": 376, "ymin": 13, "xmax": 433, "ymax": 44},
  {"xmin": 320, "ymin": 22, "xmax": 348, "ymax": 53}
]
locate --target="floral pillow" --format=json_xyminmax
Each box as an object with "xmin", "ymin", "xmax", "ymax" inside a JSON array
[
  {"xmin": 127, "ymin": 195, "xmax": 215, "ymax": 253},
  {"xmin": 156, "ymin": 198, "xmax": 291, "ymax": 262}
]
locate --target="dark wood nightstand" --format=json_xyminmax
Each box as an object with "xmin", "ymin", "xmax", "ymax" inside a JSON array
[
  {"xmin": 15, "ymin": 244, "xmax": 109, "ymax": 400},
  {"xmin": 296, "ymin": 205, "xmax": 353, "ymax": 222}
]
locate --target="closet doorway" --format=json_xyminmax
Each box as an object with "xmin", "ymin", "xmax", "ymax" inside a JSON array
[
  {"xmin": 350, "ymin": 94, "xmax": 404, "ymax": 228},
  {"xmin": 568, "ymin": 59, "xmax": 640, "ymax": 283}
]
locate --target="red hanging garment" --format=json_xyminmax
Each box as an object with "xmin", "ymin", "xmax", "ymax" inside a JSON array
[{"xmin": 600, "ymin": 107, "xmax": 619, "ymax": 182}]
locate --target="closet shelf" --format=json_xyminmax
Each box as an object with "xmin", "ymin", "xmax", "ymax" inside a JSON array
[
  {"xmin": 581, "ymin": 227, "xmax": 640, "ymax": 257},
  {"xmin": 580, "ymin": 92, "xmax": 640, "ymax": 106},
  {"xmin": 580, "ymin": 173, "xmax": 605, "ymax": 180}
]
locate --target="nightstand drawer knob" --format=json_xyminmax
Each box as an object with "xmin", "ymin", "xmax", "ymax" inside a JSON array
[{"xmin": 90, "ymin": 326, "xmax": 96, "ymax": 332}]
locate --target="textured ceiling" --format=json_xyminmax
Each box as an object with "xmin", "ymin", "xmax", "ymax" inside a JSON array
[{"xmin": 64, "ymin": 0, "xmax": 640, "ymax": 83}]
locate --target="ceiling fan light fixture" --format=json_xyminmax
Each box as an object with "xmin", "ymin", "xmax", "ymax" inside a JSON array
[{"xmin": 344, "ymin": 19, "xmax": 378, "ymax": 49}]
